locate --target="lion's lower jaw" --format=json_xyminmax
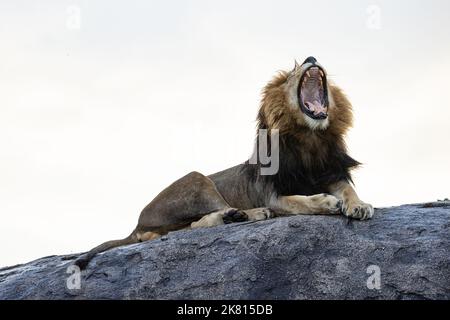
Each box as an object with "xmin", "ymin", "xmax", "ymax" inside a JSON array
[{"xmin": 303, "ymin": 116, "xmax": 330, "ymax": 131}]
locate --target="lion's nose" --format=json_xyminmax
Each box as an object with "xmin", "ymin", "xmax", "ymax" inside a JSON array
[{"xmin": 303, "ymin": 56, "xmax": 317, "ymax": 65}]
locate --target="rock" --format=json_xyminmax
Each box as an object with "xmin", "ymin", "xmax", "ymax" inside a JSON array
[{"xmin": 0, "ymin": 203, "xmax": 449, "ymax": 299}]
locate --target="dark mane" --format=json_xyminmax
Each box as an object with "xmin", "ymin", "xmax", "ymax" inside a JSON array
[{"xmin": 244, "ymin": 132, "xmax": 360, "ymax": 196}]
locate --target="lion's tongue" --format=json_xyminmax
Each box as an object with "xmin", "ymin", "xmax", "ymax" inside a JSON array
[{"xmin": 305, "ymin": 100, "xmax": 327, "ymax": 116}]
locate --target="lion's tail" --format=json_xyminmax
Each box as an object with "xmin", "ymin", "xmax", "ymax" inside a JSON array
[{"xmin": 74, "ymin": 231, "xmax": 139, "ymax": 270}]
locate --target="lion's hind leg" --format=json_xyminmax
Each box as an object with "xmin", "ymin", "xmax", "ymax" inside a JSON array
[
  {"xmin": 243, "ymin": 207, "xmax": 274, "ymax": 221},
  {"xmin": 191, "ymin": 208, "xmax": 248, "ymax": 228},
  {"xmin": 190, "ymin": 207, "xmax": 274, "ymax": 229},
  {"xmin": 136, "ymin": 231, "xmax": 161, "ymax": 242}
]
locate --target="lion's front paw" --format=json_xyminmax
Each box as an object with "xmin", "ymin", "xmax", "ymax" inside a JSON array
[
  {"xmin": 310, "ymin": 194, "xmax": 343, "ymax": 214},
  {"xmin": 342, "ymin": 201, "xmax": 374, "ymax": 220}
]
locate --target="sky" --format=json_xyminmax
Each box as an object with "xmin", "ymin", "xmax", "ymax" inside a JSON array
[{"xmin": 0, "ymin": 0, "xmax": 449, "ymax": 267}]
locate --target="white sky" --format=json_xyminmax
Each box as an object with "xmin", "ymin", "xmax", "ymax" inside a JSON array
[{"xmin": 1, "ymin": 0, "xmax": 449, "ymax": 267}]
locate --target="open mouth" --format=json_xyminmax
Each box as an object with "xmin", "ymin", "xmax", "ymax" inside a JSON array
[{"xmin": 298, "ymin": 66, "xmax": 329, "ymax": 120}]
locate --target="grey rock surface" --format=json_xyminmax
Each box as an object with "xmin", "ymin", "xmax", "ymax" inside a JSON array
[{"xmin": 0, "ymin": 203, "xmax": 449, "ymax": 299}]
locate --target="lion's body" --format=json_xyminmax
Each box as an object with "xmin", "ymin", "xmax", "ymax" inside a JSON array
[{"xmin": 75, "ymin": 57, "xmax": 373, "ymax": 269}]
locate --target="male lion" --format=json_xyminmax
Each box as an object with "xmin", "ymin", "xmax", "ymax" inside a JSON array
[{"xmin": 75, "ymin": 56, "xmax": 373, "ymax": 269}]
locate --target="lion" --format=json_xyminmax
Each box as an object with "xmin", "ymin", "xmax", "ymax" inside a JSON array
[{"xmin": 75, "ymin": 56, "xmax": 373, "ymax": 269}]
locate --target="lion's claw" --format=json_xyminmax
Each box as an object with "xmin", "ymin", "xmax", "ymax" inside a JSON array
[{"xmin": 342, "ymin": 201, "xmax": 374, "ymax": 220}]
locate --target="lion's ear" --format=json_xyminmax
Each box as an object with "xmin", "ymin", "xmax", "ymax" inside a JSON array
[{"xmin": 293, "ymin": 59, "xmax": 300, "ymax": 71}]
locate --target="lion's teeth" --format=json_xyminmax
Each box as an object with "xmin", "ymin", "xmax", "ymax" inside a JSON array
[
  {"xmin": 306, "ymin": 71, "xmax": 311, "ymax": 78},
  {"xmin": 319, "ymin": 70, "xmax": 324, "ymax": 77}
]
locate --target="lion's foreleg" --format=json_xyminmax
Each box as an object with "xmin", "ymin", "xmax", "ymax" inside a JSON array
[
  {"xmin": 328, "ymin": 181, "xmax": 374, "ymax": 220},
  {"xmin": 271, "ymin": 194, "xmax": 342, "ymax": 215}
]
